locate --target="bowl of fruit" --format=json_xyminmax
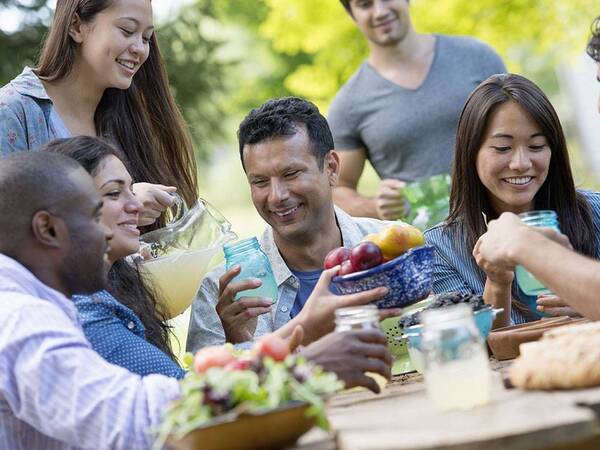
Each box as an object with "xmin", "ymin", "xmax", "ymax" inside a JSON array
[
  {"xmin": 156, "ymin": 336, "xmax": 342, "ymax": 450},
  {"xmin": 329, "ymin": 223, "xmax": 434, "ymax": 309}
]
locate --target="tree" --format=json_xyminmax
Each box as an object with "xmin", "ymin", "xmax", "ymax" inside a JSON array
[{"xmin": 258, "ymin": 0, "xmax": 600, "ymax": 108}]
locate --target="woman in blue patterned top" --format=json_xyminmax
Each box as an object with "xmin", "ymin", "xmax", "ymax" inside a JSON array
[
  {"xmin": 425, "ymin": 74, "xmax": 600, "ymax": 327},
  {"xmin": 43, "ymin": 136, "xmax": 185, "ymax": 379}
]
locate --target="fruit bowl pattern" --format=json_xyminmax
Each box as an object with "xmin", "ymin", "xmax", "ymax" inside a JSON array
[{"xmin": 331, "ymin": 245, "xmax": 435, "ymax": 309}]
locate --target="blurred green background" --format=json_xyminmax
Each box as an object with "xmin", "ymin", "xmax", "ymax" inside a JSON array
[{"xmin": 1, "ymin": 0, "xmax": 599, "ymax": 240}]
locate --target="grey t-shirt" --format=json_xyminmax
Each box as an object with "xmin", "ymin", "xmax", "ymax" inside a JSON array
[{"xmin": 328, "ymin": 34, "xmax": 506, "ymax": 182}]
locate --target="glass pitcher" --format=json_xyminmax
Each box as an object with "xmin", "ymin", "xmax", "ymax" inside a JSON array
[{"xmin": 138, "ymin": 194, "xmax": 237, "ymax": 318}]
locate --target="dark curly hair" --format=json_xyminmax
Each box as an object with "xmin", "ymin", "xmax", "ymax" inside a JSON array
[
  {"xmin": 587, "ymin": 16, "xmax": 600, "ymax": 63},
  {"xmin": 237, "ymin": 96, "xmax": 334, "ymax": 171}
]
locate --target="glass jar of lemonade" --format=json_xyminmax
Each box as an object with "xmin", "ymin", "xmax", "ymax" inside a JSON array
[
  {"xmin": 515, "ymin": 210, "xmax": 560, "ymax": 296},
  {"xmin": 421, "ymin": 304, "xmax": 492, "ymax": 411},
  {"xmin": 224, "ymin": 237, "xmax": 278, "ymax": 303}
]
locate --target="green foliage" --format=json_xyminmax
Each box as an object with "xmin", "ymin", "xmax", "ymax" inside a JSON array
[
  {"xmin": 258, "ymin": 0, "xmax": 600, "ymax": 107},
  {"xmin": 157, "ymin": 1, "xmax": 228, "ymax": 161}
]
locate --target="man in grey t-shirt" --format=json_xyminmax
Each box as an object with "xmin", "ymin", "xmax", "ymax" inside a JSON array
[{"xmin": 330, "ymin": 0, "xmax": 506, "ymax": 220}]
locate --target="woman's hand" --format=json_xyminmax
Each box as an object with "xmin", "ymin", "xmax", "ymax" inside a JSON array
[
  {"xmin": 536, "ymin": 294, "xmax": 582, "ymax": 317},
  {"xmin": 132, "ymin": 182, "xmax": 177, "ymax": 226}
]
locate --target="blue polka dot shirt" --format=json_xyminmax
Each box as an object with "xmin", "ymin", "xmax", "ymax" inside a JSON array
[{"xmin": 73, "ymin": 290, "xmax": 186, "ymax": 379}]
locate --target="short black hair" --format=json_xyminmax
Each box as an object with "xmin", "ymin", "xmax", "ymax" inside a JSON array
[
  {"xmin": 587, "ymin": 16, "xmax": 600, "ymax": 63},
  {"xmin": 237, "ymin": 96, "xmax": 334, "ymax": 170},
  {"xmin": 0, "ymin": 152, "xmax": 82, "ymax": 255}
]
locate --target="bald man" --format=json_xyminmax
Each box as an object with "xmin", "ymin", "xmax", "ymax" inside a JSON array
[{"xmin": 0, "ymin": 152, "xmax": 181, "ymax": 450}]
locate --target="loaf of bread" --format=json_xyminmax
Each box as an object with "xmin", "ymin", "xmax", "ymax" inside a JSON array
[{"xmin": 509, "ymin": 321, "xmax": 600, "ymax": 390}]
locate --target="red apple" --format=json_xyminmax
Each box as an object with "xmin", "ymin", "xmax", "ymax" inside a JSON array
[
  {"xmin": 323, "ymin": 246, "xmax": 352, "ymax": 269},
  {"xmin": 350, "ymin": 241, "xmax": 383, "ymax": 272},
  {"xmin": 339, "ymin": 259, "xmax": 355, "ymax": 276}
]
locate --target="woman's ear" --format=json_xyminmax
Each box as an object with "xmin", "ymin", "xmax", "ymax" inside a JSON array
[{"xmin": 68, "ymin": 13, "xmax": 85, "ymax": 44}]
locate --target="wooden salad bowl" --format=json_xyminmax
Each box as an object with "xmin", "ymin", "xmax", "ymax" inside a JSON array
[{"xmin": 166, "ymin": 402, "xmax": 316, "ymax": 450}]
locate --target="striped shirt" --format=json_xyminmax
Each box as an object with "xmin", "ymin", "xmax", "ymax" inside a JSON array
[
  {"xmin": 424, "ymin": 191, "xmax": 600, "ymax": 324},
  {"xmin": 0, "ymin": 253, "xmax": 180, "ymax": 450}
]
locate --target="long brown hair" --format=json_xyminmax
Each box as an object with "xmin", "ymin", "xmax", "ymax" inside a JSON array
[
  {"xmin": 448, "ymin": 73, "xmax": 597, "ymax": 316},
  {"xmin": 36, "ymin": 0, "xmax": 198, "ymax": 219},
  {"xmin": 42, "ymin": 136, "xmax": 178, "ymax": 362}
]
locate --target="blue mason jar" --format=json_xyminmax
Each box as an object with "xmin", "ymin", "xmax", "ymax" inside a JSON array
[
  {"xmin": 223, "ymin": 237, "xmax": 278, "ymax": 304},
  {"xmin": 515, "ymin": 210, "xmax": 560, "ymax": 296}
]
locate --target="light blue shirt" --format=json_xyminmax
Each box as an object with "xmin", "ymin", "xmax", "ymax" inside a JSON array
[
  {"xmin": 186, "ymin": 206, "xmax": 393, "ymax": 352},
  {"xmin": 424, "ymin": 190, "xmax": 600, "ymax": 324},
  {"xmin": 0, "ymin": 253, "xmax": 180, "ymax": 450}
]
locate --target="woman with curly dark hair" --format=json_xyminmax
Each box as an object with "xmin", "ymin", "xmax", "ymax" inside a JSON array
[{"xmin": 44, "ymin": 136, "xmax": 185, "ymax": 379}]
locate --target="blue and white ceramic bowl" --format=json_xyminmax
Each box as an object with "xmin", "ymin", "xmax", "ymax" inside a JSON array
[{"xmin": 331, "ymin": 245, "xmax": 435, "ymax": 309}]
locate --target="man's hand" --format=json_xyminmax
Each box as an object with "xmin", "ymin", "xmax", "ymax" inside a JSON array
[
  {"xmin": 132, "ymin": 182, "xmax": 177, "ymax": 226},
  {"xmin": 375, "ymin": 179, "xmax": 407, "ymax": 220},
  {"xmin": 295, "ymin": 266, "xmax": 401, "ymax": 345},
  {"xmin": 474, "ymin": 213, "xmax": 572, "ymax": 280},
  {"xmin": 536, "ymin": 294, "xmax": 582, "ymax": 317},
  {"xmin": 216, "ymin": 265, "xmax": 273, "ymax": 343},
  {"xmin": 299, "ymin": 329, "xmax": 392, "ymax": 394}
]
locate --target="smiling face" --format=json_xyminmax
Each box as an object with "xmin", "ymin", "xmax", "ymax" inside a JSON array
[
  {"xmin": 243, "ymin": 128, "xmax": 339, "ymax": 244},
  {"xmin": 74, "ymin": 0, "xmax": 154, "ymax": 91},
  {"xmin": 92, "ymin": 155, "xmax": 142, "ymax": 263},
  {"xmin": 476, "ymin": 100, "xmax": 552, "ymax": 215},
  {"xmin": 349, "ymin": 0, "xmax": 412, "ymax": 47},
  {"xmin": 60, "ymin": 166, "xmax": 113, "ymax": 295}
]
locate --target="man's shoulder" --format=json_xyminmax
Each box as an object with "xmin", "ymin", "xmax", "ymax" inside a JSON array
[
  {"xmin": 437, "ymin": 34, "xmax": 500, "ymax": 58},
  {"xmin": 329, "ymin": 62, "xmax": 370, "ymax": 111}
]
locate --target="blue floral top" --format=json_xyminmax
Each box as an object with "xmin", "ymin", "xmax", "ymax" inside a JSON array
[
  {"xmin": 73, "ymin": 290, "xmax": 186, "ymax": 379},
  {"xmin": 0, "ymin": 66, "xmax": 70, "ymax": 154}
]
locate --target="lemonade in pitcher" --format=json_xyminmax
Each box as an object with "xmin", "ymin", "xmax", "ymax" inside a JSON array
[
  {"xmin": 141, "ymin": 247, "xmax": 222, "ymax": 318},
  {"xmin": 139, "ymin": 195, "xmax": 236, "ymax": 318}
]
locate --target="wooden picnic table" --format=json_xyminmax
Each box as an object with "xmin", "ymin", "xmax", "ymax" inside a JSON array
[{"xmin": 293, "ymin": 360, "xmax": 600, "ymax": 450}]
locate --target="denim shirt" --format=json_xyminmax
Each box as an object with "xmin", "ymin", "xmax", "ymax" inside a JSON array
[
  {"xmin": 186, "ymin": 206, "xmax": 393, "ymax": 352},
  {"xmin": 424, "ymin": 190, "xmax": 600, "ymax": 324},
  {"xmin": 0, "ymin": 66, "xmax": 69, "ymax": 154},
  {"xmin": 74, "ymin": 290, "xmax": 186, "ymax": 379}
]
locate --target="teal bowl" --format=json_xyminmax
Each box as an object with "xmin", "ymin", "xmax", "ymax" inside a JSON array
[{"xmin": 402, "ymin": 305, "xmax": 503, "ymax": 349}]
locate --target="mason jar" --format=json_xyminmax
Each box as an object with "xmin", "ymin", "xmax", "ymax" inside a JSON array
[
  {"xmin": 421, "ymin": 304, "xmax": 492, "ymax": 411},
  {"xmin": 334, "ymin": 305, "xmax": 380, "ymax": 332},
  {"xmin": 224, "ymin": 237, "xmax": 278, "ymax": 303},
  {"xmin": 515, "ymin": 210, "xmax": 560, "ymax": 296}
]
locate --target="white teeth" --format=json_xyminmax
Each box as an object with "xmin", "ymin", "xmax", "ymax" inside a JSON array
[
  {"xmin": 274, "ymin": 206, "xmax": 299, "ymax": 217},
  {"xmin": 117, "ymin": 59, "xmax": 135, "ymax": 70},
  {"xmin": 504, "ymin": 177, "xmax": 532, "ymax": 185},
  {"xmin": 120, "ymin": 224, "xmax": 137, "ymax": 230}
]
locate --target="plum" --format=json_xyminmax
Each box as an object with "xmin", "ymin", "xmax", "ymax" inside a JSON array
[
  {"xmin": 323, "ymin": 247, "xmax": 352, "ymax": 269},
  {"xmin": 350, "ymin": 241, "xmax": 383, "ymax": 272}
]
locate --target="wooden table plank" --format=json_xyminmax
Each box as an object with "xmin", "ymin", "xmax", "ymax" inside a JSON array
[{"xmin": 294, "ymin": 362, "xmax": 600, "ymax": 450}]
